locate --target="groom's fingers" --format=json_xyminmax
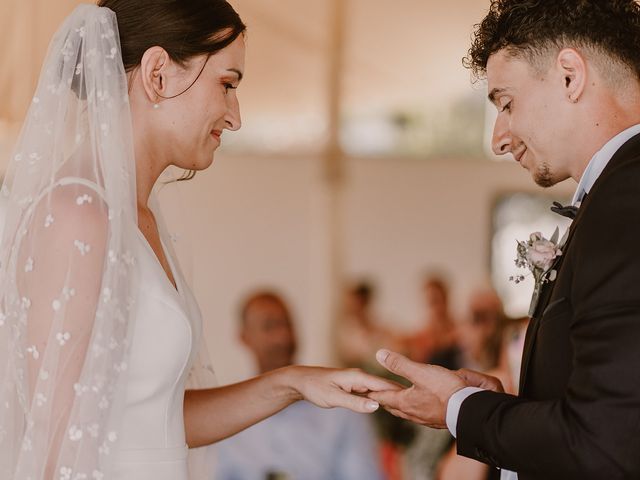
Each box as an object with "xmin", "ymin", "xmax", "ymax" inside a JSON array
[
  {"xmin": 368, "ymin": 391, "xmax": 430, "ymax": 425},
  {"xmin": 376, "ymin": 349, "xmax": 422, "ymax": 382},
  {"xmin": 384, "ymin": 405, "xmax": 413, "ymax": 421},
  {"xmin": 384, "ymin": 406, "xmax": 427, "ymax": 425},
  {"xmin": 367, "ymin": 389, "xmax": 403, "ymax": 410}
]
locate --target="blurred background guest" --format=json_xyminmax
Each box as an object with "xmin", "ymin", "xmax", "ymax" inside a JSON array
[
  {"xmin": 337, "ymin": 280, "xmax": 414, "ymax": 480},
  {"xmin": 495, "ymin": 315, "xmax": 529, "ymax": 396},
  {"xmin": 215, "ymin": 290, "xmax": 384, "ymax": 480},
  {"xmin": 337, "ymin": 280, "xmax": 402, "ymax": 369},
  {"xmin": 457, "ymin": 287, "xmax": 506, "ymax": 372},
  {"xmin": 400, "ymin": 273, "xmax": 461, "ymax": 480},
  {"xmin": 406, "ymin": 273, "xmax": 461, "ymax": 370},
  {"xmin": 435, "ymin": 286, "xmax": 513, "ymax": 480}
]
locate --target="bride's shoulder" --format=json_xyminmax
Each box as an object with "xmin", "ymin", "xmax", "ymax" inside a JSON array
[
  {"xmin": 13, "ymin": 177, "xmax": 111, "ymax": 261},
  {"xmin": 30, "ymin": 177, "xmax": 109, "ymax": 237}
]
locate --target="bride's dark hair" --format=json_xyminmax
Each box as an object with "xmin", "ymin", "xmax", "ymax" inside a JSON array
[{"xmin": 97, "ymin": 0, "xmax": 246, "ymax": 71}]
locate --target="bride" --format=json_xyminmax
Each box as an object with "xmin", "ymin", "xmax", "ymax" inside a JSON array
[{"xmin": 0, "ymin": 1, "xmax": 398, "ymax": 479}]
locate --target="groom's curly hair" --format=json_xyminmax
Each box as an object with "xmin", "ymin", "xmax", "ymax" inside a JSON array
[{"xmin": 464, "ymin": 0, "xmax": 640, "ymax": 81}]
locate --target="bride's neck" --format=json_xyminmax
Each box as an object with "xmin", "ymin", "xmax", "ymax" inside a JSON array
[
  {"xmin": 133, "ymin": 129, "xmax": 170, "ymax": 210},
  {"xmin": 129, "ymin": 85, "xmax": 171, "ymax": 209}
]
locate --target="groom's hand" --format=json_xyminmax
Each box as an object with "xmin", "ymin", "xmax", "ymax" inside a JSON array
[
  {"xmin": 368, "ymin": 349, "xmax": 503, "ymax": 429},
  {"xmin": 457, "ymin": 368, "xmax": 505, "ymax": 393}
]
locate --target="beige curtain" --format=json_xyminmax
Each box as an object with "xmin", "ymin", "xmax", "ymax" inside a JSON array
[{"xmin": 0, "ymin": 0, "xmax": 79, "ymax": 123}]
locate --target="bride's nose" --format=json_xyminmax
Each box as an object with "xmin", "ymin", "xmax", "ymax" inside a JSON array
[{"xmin": 224, "ymin": 95, "xmax": 241, "ymax": 131}]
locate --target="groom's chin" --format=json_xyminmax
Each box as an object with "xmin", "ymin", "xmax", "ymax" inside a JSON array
[
  {"xmin": 532, "ymin": 164, "xmax": 560, "ymax": 188},
  {"xmin": 534, "ymin": 175, "xmax": 556, "ymax": 188}
]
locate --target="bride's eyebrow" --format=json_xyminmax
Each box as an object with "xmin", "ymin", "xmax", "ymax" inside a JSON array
[{"xmin": 225, "ymin": 68, "xmax": 243, "ymax": 82}]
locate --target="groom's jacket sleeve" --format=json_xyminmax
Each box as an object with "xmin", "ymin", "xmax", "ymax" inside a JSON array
[{"xmin": 455, "ymin": 156, "xmax": 640, "ymax": 480}]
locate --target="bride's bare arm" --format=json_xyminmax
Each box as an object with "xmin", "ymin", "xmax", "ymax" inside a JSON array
[
  {"xmin": 184, "ymin": 365, "xmax": 399, "ymax": 447},
  {"xmin": 19, "ymin": 186, "xmax": 109, "ymax": 478}
]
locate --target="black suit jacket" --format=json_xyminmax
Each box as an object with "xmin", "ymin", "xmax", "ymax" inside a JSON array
[{"xmin": 456, "ymin": 133, "xmax": 640, "ymax": 480}]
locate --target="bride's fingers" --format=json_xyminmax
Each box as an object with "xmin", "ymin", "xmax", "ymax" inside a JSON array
[
  {"xmin": 351, "ymin": 385, "xmax": 370, "ymax": 394},
  {"xmin": 328, "ymin": 389, "xmax": 381, "ymax": 413},
  {"xmin": 340, "ymin": 370, "xmax": 404, "ymax": 392}
]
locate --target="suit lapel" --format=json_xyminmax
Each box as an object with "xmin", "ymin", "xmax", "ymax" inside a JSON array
[
  {"xmin": 518, "ymin": 313, "xmax": 541, "ymax": 394},
  {"xmin": 517, "ymin": 198, "xmax": 588, "ymax": 394},
  {"xmin": 517, "ymin": 131, "xmax": 640, "ymax": 395},
  {"xmin": 518, "ymin": 275, "xmax": 557, "ymax": 393}
]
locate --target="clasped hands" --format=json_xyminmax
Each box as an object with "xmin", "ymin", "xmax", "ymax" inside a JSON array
[
  {"xmin": 291, "ymin": 350, "xmax": 502, "ymax": 427},
  {"xmin": 366, "ymin": 349, "xmax": 504, "ymax": 428}
]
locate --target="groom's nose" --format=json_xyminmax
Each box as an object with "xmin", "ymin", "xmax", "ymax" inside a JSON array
[{"xmin": 491, "ymin": 114, "xmax": 512, "ymax": 156}]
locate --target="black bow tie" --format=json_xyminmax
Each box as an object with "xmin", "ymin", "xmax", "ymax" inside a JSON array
[{"xmin": 550, "ymin": 201, "xmax": 579, "ymax": 220}]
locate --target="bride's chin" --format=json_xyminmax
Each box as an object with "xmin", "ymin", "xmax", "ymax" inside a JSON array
[
  {"xmin": 196, "ymin": 154, "xmax": 215, "ymax": 171},
  {"xmin": 203, "ymin": 156, "xmax": 215, "ymax": 169},
  {"xmin": 189, "ymin": 151, "xmax": 216, "ymax": 171}
]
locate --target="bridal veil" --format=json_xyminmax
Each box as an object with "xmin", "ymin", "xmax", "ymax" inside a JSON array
[{"xmin": 0, "ymin": 5, "xmax": 217, "ymax": 479}]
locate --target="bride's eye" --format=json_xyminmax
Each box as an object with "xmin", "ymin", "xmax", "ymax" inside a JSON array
[
  {"xmin": 223, "ymin": 83, "xmax": 237, "ymax": 93},
  {"xmin": 501, "ymin": 101, "xmax": 512, "ymax": 113}
]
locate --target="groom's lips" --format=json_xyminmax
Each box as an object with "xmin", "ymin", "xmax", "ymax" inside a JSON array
[{"xmin": 514, "ymin": 148, "xmax": 527, "ymax": 164}]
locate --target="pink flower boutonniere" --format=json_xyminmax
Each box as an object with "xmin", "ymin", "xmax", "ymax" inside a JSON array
[{"xmin": 510, "ymin": 228, "xmax": 563, "ymax": 316}]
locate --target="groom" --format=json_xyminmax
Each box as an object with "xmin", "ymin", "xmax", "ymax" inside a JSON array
[{"xmin": 370, "ymin": 1, "xmax": 640, "ymax": 479}]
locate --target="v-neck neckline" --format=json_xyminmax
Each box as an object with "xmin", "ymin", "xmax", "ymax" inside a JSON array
[{"xmin": 135, "ymin": 226, "xmax": 182, "ymax": 298}]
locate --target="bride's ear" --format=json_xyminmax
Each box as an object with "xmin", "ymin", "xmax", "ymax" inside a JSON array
[{"xmin": 139, "ymin": 47, "xmax": 171, "ymax": 104}]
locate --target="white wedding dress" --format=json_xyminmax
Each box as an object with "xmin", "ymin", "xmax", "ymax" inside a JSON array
[
  {"xmin": 112, "ymin": 219, "xmax": 203, "ymax": 480},
  {"xmin": 23, "ymin": 177, "xmax": 207, "ymax": 480}
]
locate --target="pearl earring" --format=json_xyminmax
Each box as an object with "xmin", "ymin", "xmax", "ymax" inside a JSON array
[{"xmin": 153, "ymin": 103, "xmax": 160, "ymax": 110}]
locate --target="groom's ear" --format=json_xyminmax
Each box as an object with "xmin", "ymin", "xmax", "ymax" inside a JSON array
[{"xmin": 556, "ymin": 48, "xmax": 587, "ymax": 104}]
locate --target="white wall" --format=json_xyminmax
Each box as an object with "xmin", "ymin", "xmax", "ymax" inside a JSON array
[{"xmin": 157, "ymin": 153, "xmax": 573, "ymax": 384}]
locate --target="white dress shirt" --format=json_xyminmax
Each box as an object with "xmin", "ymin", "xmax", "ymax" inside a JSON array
[
  {"xmin": 214, "ymin": 401, "xmax": 384, "ymax": 480},
  {"xmin": 446, "ymin": 123, "xmax": 640, "ymax": 480}
]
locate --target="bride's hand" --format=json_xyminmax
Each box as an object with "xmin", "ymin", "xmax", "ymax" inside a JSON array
[{"xmin": 287, "ymin": 365, "xmax": 403, "ymax": 413}]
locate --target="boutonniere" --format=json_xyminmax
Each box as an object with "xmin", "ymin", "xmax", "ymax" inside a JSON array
[{"xmin": 510, "ymin": 227, "xmax": 563, "ymax": 316}]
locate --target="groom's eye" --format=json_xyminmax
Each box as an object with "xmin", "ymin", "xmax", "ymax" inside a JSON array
[{"xmin": 501, "ymin": 101, "xmax": 512, "ymax": 113}]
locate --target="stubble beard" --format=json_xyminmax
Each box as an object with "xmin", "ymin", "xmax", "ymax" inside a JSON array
[{"xmin": 533, "ymin": 162, "xmax": 555, "ymax": 188}]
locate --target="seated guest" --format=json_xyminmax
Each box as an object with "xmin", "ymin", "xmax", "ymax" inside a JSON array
[
  {"xmin": 436, "ymin": 288, "xmax": 514, "ymax": 480},
  {"xmin": 457, "ymin": 287, "xmax": 506, "ymax": 372},
  {"xmin": 215, "ymin": 290, "xmax": 384, "ymax": 480},
  {"xmin": 406, "ymin": 273, "xmax": 461, "ymax": 369},
  {"xmin": 336, "ymin": 281, "xmax": 415, "ymax": 480},
  {"xmin": 337, "ymin": 280, "xmax": 402, "ymax": 369}
]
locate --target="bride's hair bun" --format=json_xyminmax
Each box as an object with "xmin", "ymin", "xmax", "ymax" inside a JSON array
[{"xmin": 97, "ymin": 0, "xmax": 246, "ymax": 72}]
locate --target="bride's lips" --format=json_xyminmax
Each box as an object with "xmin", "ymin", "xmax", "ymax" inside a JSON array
[{"xmin": 210, "ymin": 130, "xmax": 222, "ymax": 143}]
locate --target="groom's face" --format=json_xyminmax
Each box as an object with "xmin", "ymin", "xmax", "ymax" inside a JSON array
[{"xmin": 487, "ymin": 50, "xmax": 573, "ymax": 187}]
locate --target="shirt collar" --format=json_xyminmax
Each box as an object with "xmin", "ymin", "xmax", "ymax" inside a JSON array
[{"xmin": 571, "ymin": 123, "xmax": 640, "ymax": 206}]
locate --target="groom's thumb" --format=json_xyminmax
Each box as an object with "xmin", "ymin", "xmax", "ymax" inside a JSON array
[{"xmin": 376, "ymin": 349, "xmax": 418, "ymax": 382}]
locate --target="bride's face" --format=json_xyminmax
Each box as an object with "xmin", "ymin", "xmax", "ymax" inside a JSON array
[{"xmin": 135, "ymin": 36, "xmax": 245, "ymax": 172}]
